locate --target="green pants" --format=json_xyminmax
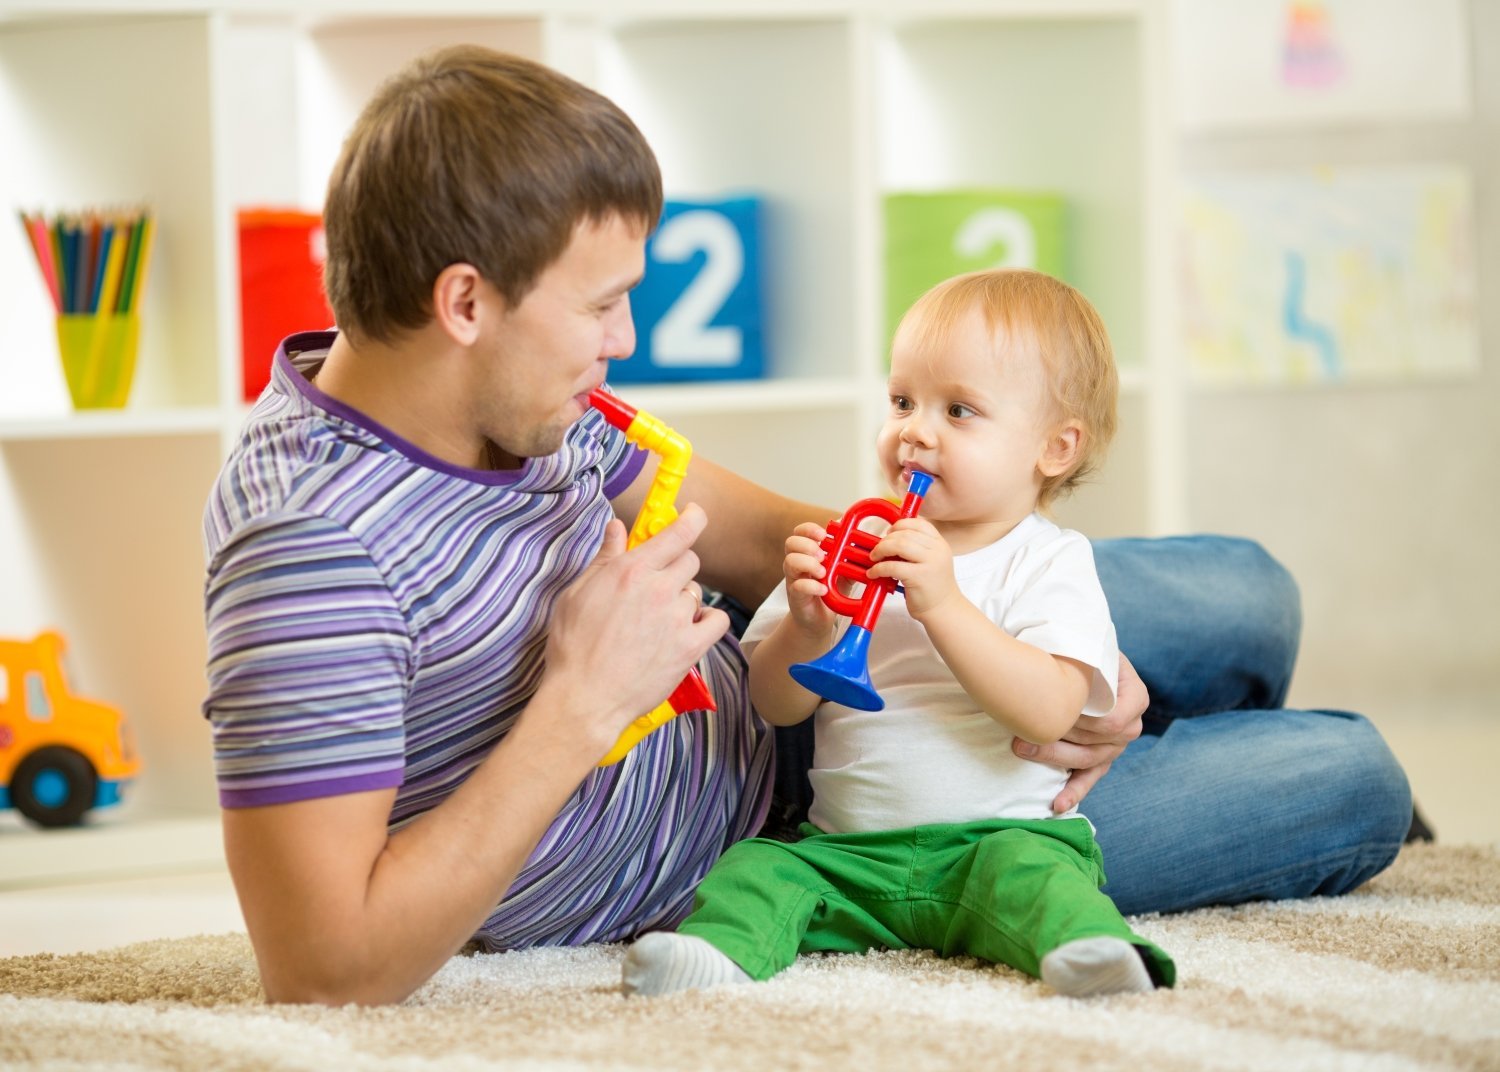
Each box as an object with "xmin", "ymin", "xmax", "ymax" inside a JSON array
[{"xmin": 678, "ymin": 817, "xmax": 1175, "ymax": 986}]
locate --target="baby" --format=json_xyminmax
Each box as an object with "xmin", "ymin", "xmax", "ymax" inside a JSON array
[{"xmin": 623, "ymin": 268, "xmax": 1174, "ymax": 998}]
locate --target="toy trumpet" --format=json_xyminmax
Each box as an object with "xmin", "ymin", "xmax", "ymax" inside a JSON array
[
  {"xmin": 789, "ymin": 471, "xmax": 933, "ymax": 711},
  {"xmin": 587, "ymin": 387, "xmax": 716, "ymax": 766}
]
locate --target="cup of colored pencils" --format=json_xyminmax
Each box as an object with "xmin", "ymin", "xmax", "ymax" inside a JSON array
[{"xmin": 17, "ymin": 208, "xmax": 155, "ymax": 409}]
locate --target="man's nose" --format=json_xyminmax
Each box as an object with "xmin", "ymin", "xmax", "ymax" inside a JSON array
[{"xmin": 605, "ymin": 297, "xmax": 636, "ymax": 359}]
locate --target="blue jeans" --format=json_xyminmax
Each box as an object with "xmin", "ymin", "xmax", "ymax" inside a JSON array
[{"xmin": 771, "ymin": 536, "xmax": 1411, "ymax": 916}]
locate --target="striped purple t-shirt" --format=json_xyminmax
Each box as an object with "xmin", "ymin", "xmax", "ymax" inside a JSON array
[{"xmin": 202, "ymin": 333, "xmax": 773, "ymax": 948}]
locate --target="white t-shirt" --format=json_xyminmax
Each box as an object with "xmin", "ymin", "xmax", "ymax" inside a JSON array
[{"xmin": 742, "ymin": 512, "xmax": 1118, "ymax": 833}]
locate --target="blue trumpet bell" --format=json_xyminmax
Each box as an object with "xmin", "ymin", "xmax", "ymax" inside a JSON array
[{"xmin": 790, "ymin": 625, "xmax": 883, "ymax": 711}]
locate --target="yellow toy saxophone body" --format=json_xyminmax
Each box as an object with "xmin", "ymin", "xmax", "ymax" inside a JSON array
[{"xmin": 587, "ymin": 388, "xmax": 716, "ymax": 766}]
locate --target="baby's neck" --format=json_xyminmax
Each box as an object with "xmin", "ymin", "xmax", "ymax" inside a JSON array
[{"xmin": 930, "ymin": 511, "xmax": 1035, "ymax": 556}]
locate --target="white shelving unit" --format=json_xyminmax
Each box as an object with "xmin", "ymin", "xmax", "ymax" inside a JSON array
[{"xmin": 0, "ymin": 0, "xmax": 1178, "ymax": 881}]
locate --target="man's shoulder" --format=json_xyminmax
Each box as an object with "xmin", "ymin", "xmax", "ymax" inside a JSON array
[
  {"xmin": 213, "ymin": 410, "xmax": 339, "ymax": 510},
  {"xmin": 204, "ymin": 395, "xmax": 391, "ymax": 560}
]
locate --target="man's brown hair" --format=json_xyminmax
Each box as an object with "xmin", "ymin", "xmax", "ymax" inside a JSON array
[{"xmin": 322, "ymin": 45, "xmax": 664, "ymax": 344}]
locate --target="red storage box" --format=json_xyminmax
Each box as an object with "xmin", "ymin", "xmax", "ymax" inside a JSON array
[{"xmin": 238, "ymin": 209, "xmax": 334, "ymax": 401}]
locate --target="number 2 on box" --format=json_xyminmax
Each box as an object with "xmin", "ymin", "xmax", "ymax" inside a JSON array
[{"xmin": 650, "ymin": 209, "xmax": 744, "ymax": 367}]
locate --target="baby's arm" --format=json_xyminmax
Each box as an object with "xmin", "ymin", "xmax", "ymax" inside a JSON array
[
  {"xmin": 747, "ymin": 522, "xmax": 836, "ymax": 727},
  {"xmin": 869, "ymin": 518, "xmax": 1090, "ymax": 745}
]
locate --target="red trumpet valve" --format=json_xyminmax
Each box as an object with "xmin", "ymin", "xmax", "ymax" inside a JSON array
[{"xmin": 817, "ymin": 499, "xmax": 901, "ymax": 619}]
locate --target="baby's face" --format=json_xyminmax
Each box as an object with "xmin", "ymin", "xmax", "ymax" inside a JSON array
[{"xmin": 878, "ymin": 308, "xmax": 1056, "ymax": 543}]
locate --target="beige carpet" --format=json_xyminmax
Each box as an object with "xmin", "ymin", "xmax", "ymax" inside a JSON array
[{"xmin": 2, "ymin": 842, "xmax": 1497, "ymax": 1071}]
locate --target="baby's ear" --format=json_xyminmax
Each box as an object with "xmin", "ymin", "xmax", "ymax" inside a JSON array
[{"xmin": 1038, "ymin": 420, "xmax": 1084, "ymax": 478}]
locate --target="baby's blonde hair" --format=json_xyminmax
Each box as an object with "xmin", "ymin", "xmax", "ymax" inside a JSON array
[{"xmin": 894, "ymin": 268, "xmax": 1119, "ymax": 510}]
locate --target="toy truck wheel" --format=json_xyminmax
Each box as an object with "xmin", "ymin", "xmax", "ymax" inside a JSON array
[{"xmin": 12, "ymin": 746, "xmax": 99, "ymax": 828}]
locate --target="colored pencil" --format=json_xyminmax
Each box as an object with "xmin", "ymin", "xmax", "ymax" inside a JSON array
[
  {"xmin": 48, "ymin": 222, "xmax": 66, "ymax": 310},
  {"xmin": 89, "ymin": 221, "xmax": 115, "ymax": 314},
  {"xmin": 17, "ymin": 212, "xmax": 61, "ymax": 312},
  {"xmin": 124, "ymin": 213, "xmax": 155, "ymax": 314},
  {"xmin": 93, "ymin": 221, "xmax": 128, "ymax": 320},
  {"xmin": 66, "ymin": 218, "xmax": 84, "ymax": 313},
  {"xmin": 110, "ymin": 217, "xmax": 134, "ymax": 311},
  {"xmin": 115, "ymin": 214, "xmax": 145, "ymax": 314},
  {"xmin": 17, "ymin": 208, "xmax": 154, "ymax": 318},
  {"xmin": 83, "ymin": 215, "xmax": 101, "ymax": 311}
]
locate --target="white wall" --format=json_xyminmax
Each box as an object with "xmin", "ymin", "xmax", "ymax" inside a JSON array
[
  {"xmin": 1172, "ymin": 1, "xmax": 1498, "ymax": 847},
  {"xmin": 1178, "ymin": 2, "xmax": 1498, "ymax": 717}
]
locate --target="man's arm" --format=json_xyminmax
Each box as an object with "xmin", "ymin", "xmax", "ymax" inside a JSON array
[
  {"xmin": 1014, "ymin": 653, "xmax": 1148, "ymax": 814},
  {"xmin": 612, "ymin": 453, "xmax": 829, "ymax": 610},
  {"xmin": 221, "ymin": 512, "xmax": 729, "ymax": 1005},
  {"xmin": 224, "ymin": 696, "xmax": 604, "ymax": 1005}
]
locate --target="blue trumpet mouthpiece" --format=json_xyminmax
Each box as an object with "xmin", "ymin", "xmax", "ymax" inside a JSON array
[{"xmin": 908, "ymin": 470, "xmax": 933, "ymax": 497}]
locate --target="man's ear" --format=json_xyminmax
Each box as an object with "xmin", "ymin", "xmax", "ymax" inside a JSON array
[
  {"xmin": 1038, "ymin": 420, "xmax": 1084, "ymax": 478},
  {"xmin": 431, "ymin": 263, "xmax": 485, "ymax": 346}
]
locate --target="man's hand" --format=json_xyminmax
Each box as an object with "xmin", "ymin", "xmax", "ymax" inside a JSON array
[
  {"xmin": 1012, "ymin": 653, "xmax": 1147, "ymax": 814},
  {"xmin": 544, "ymin": 505, "xmax": 730, "ymax": 752}
]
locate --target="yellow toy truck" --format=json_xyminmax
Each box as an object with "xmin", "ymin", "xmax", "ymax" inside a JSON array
[{"xmin": 0, "ymin": 631, "xmax": 140, "ymax": 827}]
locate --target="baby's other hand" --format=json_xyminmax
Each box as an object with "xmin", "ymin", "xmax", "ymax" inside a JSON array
[
  {"xmin": 784, "ymin": 522, "xmax": 834, "ymax": 632},
  {"xmin": 867, "ymin": 517, "xmax": 957, "ymax": 619}
]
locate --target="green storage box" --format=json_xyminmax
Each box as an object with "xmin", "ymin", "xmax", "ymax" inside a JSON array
[{"xmin": 883, "ymin": 190, "xmax": 1067, "ymax": 352}]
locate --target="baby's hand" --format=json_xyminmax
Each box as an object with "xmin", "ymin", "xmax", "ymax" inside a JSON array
[
  {"xmin": 783, "ymin": 522, "xmax": 835, "ymax": 633},
  {"xmin": 867, "ymin": 517, "xmax": 958, "ymax": 620}
]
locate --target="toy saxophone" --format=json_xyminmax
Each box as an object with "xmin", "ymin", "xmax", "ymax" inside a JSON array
[{"xmin": 587, "ymin": 387, "xmax": 717, "ymax": 766}]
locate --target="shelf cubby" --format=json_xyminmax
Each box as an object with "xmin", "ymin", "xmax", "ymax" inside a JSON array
[{"xmin": 0, "ymin": 3, "xmax": 1174, "ymax": 862}]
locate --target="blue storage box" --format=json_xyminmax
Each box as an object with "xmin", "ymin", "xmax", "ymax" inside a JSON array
[{"xmin": 611, "ymin": 197, "xmax": 766, "ymax": 383}]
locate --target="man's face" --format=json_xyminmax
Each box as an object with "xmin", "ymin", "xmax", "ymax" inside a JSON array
[{"xmin": 480, "ymin": 214, "xmax": 647, "ymax": 466}]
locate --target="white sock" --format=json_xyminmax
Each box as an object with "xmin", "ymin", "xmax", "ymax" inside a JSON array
[
  {"xmin": 621, "ymin": 932, "xmax": 752, "ymax": 997},
  {"xmin": 1040, "ymin": 936, "xmax": 1156, "ymax": 997}
]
